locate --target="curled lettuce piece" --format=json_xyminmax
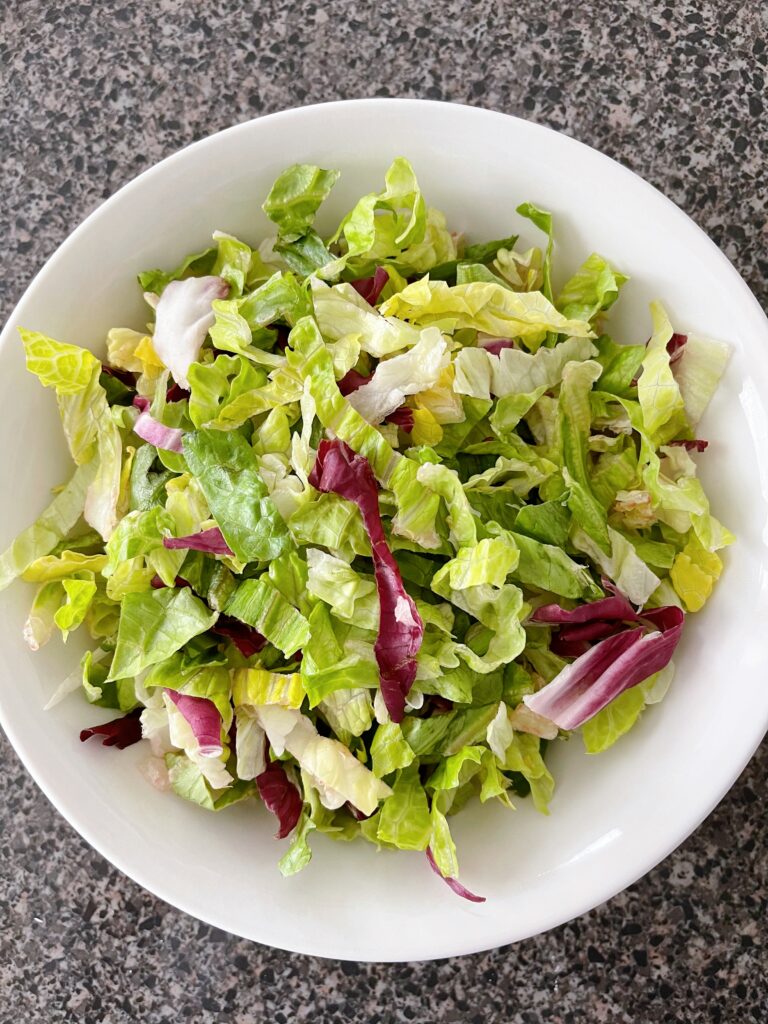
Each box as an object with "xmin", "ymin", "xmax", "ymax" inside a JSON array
[
  {"xmin": 556, "ymin": 253, "xmax": 628, "ymax": 323},
  {"xmin": 454, "ymin": 336, "xmax": 597, "ymax": 401},
  {"xmin": 165, "ymin": 690, "xmax": 223, "ymax": 758},
  {"xmin": 637, "ymin": 302, "xmax": 689, "ymax": 443},
  {"xmin": 0, "ymin": 461, "xmax": 95, "ymax": 592},
  {"xmin": 151, "ymin": 276, "xmax": 229, "ymax": 389},
  {"xmin": 347, "ymin": 328, "xmax": 448, "ymax": 424},
  {"xmin": 262, "ymin": 163, "xmax": 340, "ymax": 240},
  {"xmin": 380, "ymin": 278, "xmax": 594, "ymax": 347},
  {"xmin": 256, "ymin": 705, "xmax": 391, "ymax": 815},
  {"xmin": 311, "ymin": 278, "xmax": 421, "ymax": 358}
]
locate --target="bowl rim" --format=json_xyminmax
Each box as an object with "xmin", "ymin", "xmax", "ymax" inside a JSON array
[{"xmin": 2, "ymin": 97, "xmax": 767, "ymax": 961}]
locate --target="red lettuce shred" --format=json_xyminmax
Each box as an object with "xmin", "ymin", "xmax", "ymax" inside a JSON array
[
  {"xmin": 426, "ymin": 847, "xmax": 486, "ymax": 904},
  {"xmin": 166, "ymin": 382, "xmax": 191, "ymax": 402},
  {"xmin": 349, "ymin": 266, "xmax": 389, "ymax": 305},
  {"xmin": 308, "ymin": 439, "xmax": 423, "ymax": 723},
  {"xmin": 101, "ymin": 364, "xmax": 136, "ymax": 388},
  {"xmin": 255, "ymin": 760, "xmax": 303, "ymax": 839},
  {"xmin": 668, "ymin": 439, "xmax": 708, "ymax": 452},
  {"xmin": 481, "ymin": 339, "xmax": 515, "ymax": 356},
  {"xmin": 524, "ymin": 605, "xmax": 684, "ymax": 730},
  {"xmin": 667, "ymin": 332, "xmax": 687, "ymax": 364},
  {"xmin": 162, "ymin": 526, "xmax": 234, "ymax": 556},
  {"xmin": 132, "ymin": 396, "xmax": 185, "ymax": 453},
  {"xmin": 211, "ymin": 614, "xmax": 268, "ymax": 657},
  {"xmin": 80, "ymin": 709, "xmax": 142, "ymax": 750},
  {"xmin": 165, "ymin": 689, "xmax": 223, "ymax": 757},
  {"xmin": 338, "ymin": 369, "xmax": 372, "ymax": 396}
]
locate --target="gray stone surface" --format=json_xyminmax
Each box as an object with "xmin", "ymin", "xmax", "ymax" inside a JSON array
[{"xmin": 0, "ymin": 0, "xmax": 766, "ymax": 1020}]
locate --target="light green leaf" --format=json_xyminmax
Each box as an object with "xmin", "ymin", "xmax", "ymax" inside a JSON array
[
  {"xmin": 370, "ymin": 722, "xmax": 415, "ymax": 778},
  {"xmin": 262, "ymin": 163, "xmax": 340, "ymax": 239},
  {"xmin": 0, "ymin": 461, "xmax": 95, "ymax": 592},
  {"xmin": 108, "ymin": 587, "xmax": 218, "ymax": 680},
  {"xmin": 556, "ymin": 253, "xmax": 628, "ymax": 322},
  {"xmin": 637, "ymin": 302, "xmax": 688, "ymax": 442},
  {"xmin": 183, "ymin": 428, "xmax": 293, "ymax": 562},
  {"xmin": 226, "ymin": 577, "xmax": 310, "ymax": 657},
  {"xmin": 376, "ymin": 763, "xmax": 432, "ymax": 851}
]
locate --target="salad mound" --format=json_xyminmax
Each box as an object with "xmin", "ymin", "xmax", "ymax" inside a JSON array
[{"xmin": 0, "ymin": 159, "xmax": 732, "ymax": 897}]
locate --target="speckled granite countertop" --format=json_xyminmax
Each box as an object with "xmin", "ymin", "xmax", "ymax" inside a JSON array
[{"xmin": 1, "ymin": 1, "xmax": 766, "ymax": 1020}]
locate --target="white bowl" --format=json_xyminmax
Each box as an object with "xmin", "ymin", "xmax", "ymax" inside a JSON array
[{"xmin": 1, "ymin": 99, "xmax": 767, "ymax": 962}]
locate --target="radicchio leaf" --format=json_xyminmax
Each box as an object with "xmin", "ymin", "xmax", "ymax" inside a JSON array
[
  {"xmin": 255, "ymin": 759, "xmax": 303, "ymax": 839},
  {"xmin": 211, "ymin": 614, "xmax": 268, "ymax": 657},
  {"xmin": 308, "ymin": 439, "xmax": 423, "ymax": 722},
  {"xmin": 350, "ymin": 267, "xmax": 389, "ymax": 306},
  {"xmin": 524, "ymin": 606, "xmax": 684, "ymax": 730},
  {"xmin": 667, "ymin": 332, "xmax": 687, "ymax": 364},
  {"xmin": 668, "ymin": 438, "xmax": 708, "ymax": 452},
  {"xmin": 426, "ymin": 847, "xmax": 486, "ymax": 904},
  {"xmin": 162, "ymin": 526, "xmax": 234, "ymax": 556},
  {"xmin": 80, "ymin": 708, "xmax": 143, "ymax": 750},
  {"xmin": 132, "ymin": 396, "xmax": 185, "ymax": 453},
  {"xmin": 101, "ymin": 364, "xmax": 137, "ymax": 388},
  {"xmin": 165, "ymin": 689, "xmax": 223, "ymax": 757},
  {"xmin": 338, "ymin": 369, "xmax": 372, "ymax": 396},
  {"xmin": 480, "ymin": 338, "xmax": 515, "ymax": 356}
]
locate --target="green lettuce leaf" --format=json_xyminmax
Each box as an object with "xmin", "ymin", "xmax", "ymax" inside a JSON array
[
  {"xmin": 225, "ymin": 577, "xmax": 310, "ymax": 657},
  {"xmin": 453, "ymin": 335, "xmax": 597, "ymax": 401},
  {"xmin": 380, "ymin": 278, "xmax": 593, "ymax": 347},
  {"xmin": 556, "ymin": 253, "xmax": 628, "ymax": 322},
  {"xmin": 183, "ymin": 428, "xmax": 292, "ymax": 562},
  {"xmin": 262, "ymin": 163, "xmax": 340, "ymax": 240},
  {"xmin": 0, "ymin": 461, "xmax": 95, "ymax": 592},
  {"xmin": 637, "ymin": 302, "xmax": 689, "ymax": 443},
  {"xmin": 376, "ymin": 763, "xmax": 432, "ymax": 850},
  {"xmin": 108, "ymin": 587, "xmax": 218, "ymax": 680},
  {"xmin": 516, "ymin": 202, "xmax": 553, "ymax": 301}
]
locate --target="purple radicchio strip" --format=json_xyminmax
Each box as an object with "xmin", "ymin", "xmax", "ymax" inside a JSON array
[
  {"xmin": 349, "ymin": 266, "xmax": 389, "ymax": 306},
  {"xmin": 308, "ymin": 439, "xmax": 423, "ymax": 723},
  {"xmin": 524, "ymin": 607, "xmax": 684, "ymax": 730},
  {"xmin": 426, "ymin": 847, "xmax": 486, "ymax": 904},
  {"xmin": 132, "ymin": 396, "xmax": 185, "ymax": 453},
  {"xmin": 165, "ymin": 689, "xmax": 223, "ymax": 758},
  {"xmin": 162, "ymin": 526, "xmax": 234, "ymax": 556},
  {"xmin": 255, "ymin": 759, "xmax": 303, "ymax": 839}
]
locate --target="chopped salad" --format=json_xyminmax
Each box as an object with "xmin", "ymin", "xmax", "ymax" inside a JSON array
[{"xmin": 0, "ymin": 159, "xmax": 732, "ymax": 898}]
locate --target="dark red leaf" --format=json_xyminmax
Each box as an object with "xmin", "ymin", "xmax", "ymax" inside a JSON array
[
  {"xmin": 308, "ymin": 440, "xmax": 423, "ymax": 723},
  {"xmin": 150, "ymin": 575, "xmax": 190, "ymax": 589},
  {"xmin": 349, "ymin": 267, "xmax": 389, "ymax": 306},
  {"xmin": 166, "ymin": 382, "xmax": 190, "ymax": 402},
  {"xmin": 165, "ymin": 690, "xmax": 223, "ymax": 757},
  {"xmin": 481, "ymin": 339, "xmax": 515, "ymax": 357},
  {"xmin": 101, "ymin": 364, "xmax": 137, "ymax": 388},
  {"xmin": 668, "ymin": 439, "xmax": 708, "ymax": 452},
  {"xmin": 256, "ymin": 761, "xmax": 303, "ymax": 839},
  {"xmin": 212, "ymin": 615, "xmax": 268, "ymax": 657},
  {"xmin": 667, "ymin": 332, "xmax": 687, "ymax": 364},
  {"xmin": 384, "ymin": 406, "xmax": 415, "ymax": 432},
  {"xmin": 338, "ymin": 369, "xmax": 372, "ymax": 396},
  {"xmin": 80, "ymin": 709, "xmax": 143, "ymax": 750},
  {"xmin": 162, "ymin": 526, "xmax": 234, "ymax": 557}
]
